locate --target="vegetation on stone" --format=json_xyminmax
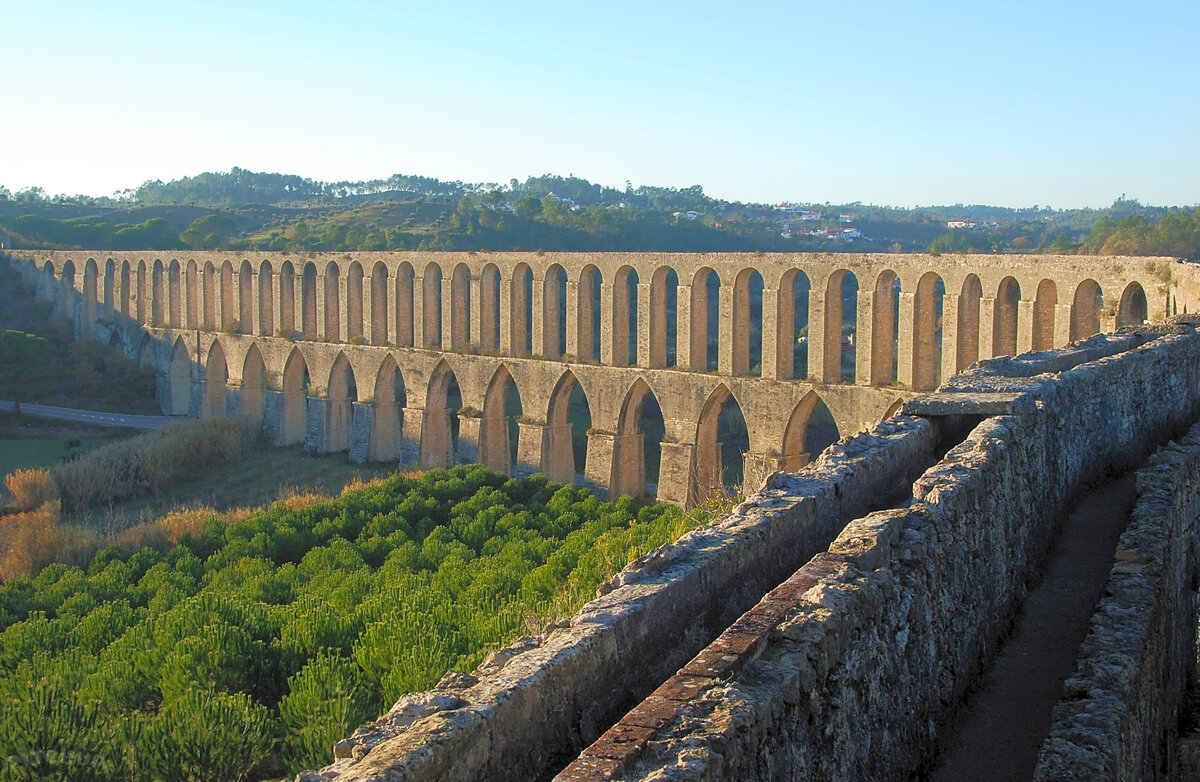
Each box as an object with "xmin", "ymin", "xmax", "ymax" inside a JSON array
[{"xmin": 0, "ymin": 465, "xmax": 704, "ymax": 779}]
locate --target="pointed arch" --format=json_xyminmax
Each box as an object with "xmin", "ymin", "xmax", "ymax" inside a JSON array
[
  {"xmin": 258, "ymin": 260, "xmax": 275, "ymax": 336},
  {"xmin": 783, "ymin": 390, "xmax": 840, "ymax": 467},
  {"xmin": 451, "ymin": 262, "xmax": 472, "ymax": 350},
  {"xmin": 695, "ymin": 384, "xmax": 750, "ymax": 497},
  {"xmin": 956, "ymin": 274, "xmax": 983, "ymax": 371},
  {"xmin": 913, "ymin": 272, "xmax": 944, "ymax": 391},
  {"xmin": 423, "ymin": 360, "xmax": 462, "ymax": 467},
  {"xmin": 240, "ymin": 343, "xmax": 266, "ymax": 429},
  {"xmin": 370, "ymin": 262, "xmax": 389, "ymax": 344},
  {"xmin": 1070, "ymin": 279, "xmax": 1102, "ymax": 342},
  {"xmin": 994, "ymin": 277, "xmax": 1021, "ymax": 356},
  {"xmin": 204, "ymin": 341, "xmax": 228, "ymax": 418},
  {"xmin": 1032, "ymin": 279, "xmax": 1057, "ymax": 351},
  {"xmin": 278, "ymin": 347, "xmax": 310, "ymax": 445},
  {"xmin": 168, "ymin": 337, "xmax": 191, "ymax": 416},
  {"xmin": 1117, "ymin": 281, "xmax": 1148, "ymax": 328},
  {"xmin": 324, "ymin": 353, "xmax": 357, "ymax": 452},
  {"xmin": 546, "ymin": 369, "xmax": 592, "ymax": 483},
  {"xmin": 613, "ymin": 377, "xmax": 664, "ymax": 499},
  {"xmin": 577, "ymin": 265, "xmax": 602, "ymax": 362},
  {"xmin": 542, "ymin": 264, "xmax": 567, "ymax": 358},
  {"xmin": 481, "ymin": 364, "xmax": 523, "ymax": 475},
  {"xmin": 369, "ymin": 355, "xmax": 406, "ymax": 461},
  {"xmin": 480, "ymin": 263, "xmax": 501, "ymax": 352}
]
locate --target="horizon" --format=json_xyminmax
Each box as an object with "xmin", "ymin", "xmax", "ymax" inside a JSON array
[{"xmin": 5, "ymin": 1, "xmax": 1198, "ymax": 210}]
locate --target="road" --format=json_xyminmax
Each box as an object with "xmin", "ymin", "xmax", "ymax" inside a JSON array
[{"xmin": 0, "ymin": 401, "xmax": 185, "ymax": 430}]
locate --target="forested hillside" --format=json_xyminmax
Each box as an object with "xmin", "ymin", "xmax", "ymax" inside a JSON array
[{"xmin": 3, "ymin": 170, "xmax": 1196, "ymax": 257}]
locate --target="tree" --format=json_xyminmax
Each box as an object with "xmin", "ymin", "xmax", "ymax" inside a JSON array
[
  {"xmin": 181, "ymin": 214, "xmax": 237, "ymax": 250},
  {"xmin": 0, "ymin": 330, "xmax": 50, "ymax": 413},
  {"xmin": 513, "ymin": 196, "xmax": 543, "ymax": 219}
]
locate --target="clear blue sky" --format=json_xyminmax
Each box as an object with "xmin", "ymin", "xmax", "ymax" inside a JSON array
[{"xmin": 4, "ymin": 0, "xmax": 1197, "ymax": 208}]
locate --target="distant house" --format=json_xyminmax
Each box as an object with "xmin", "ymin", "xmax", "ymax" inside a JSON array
[
  {"xmin": 841, "ymin": 227, "xmax": 862, "ymax": 238},
  {"xmin": 799, "ymin": 210, "xmax": 822, "ymax": 221},
  {"xmin": 839, "ymin": 213, "xmax": 854, "ymax": 223},
  {"xmin": 947, "ymin": 219, "xmax": 977, "ymax": 229},
  {"xmin": 685, "ymin": 211, "xmax": 700, "ymax": 221}
]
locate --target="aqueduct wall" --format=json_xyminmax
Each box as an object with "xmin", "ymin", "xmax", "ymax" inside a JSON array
[{"xmin": 7, "ymin": 250, "xmax": 1187, "ymax": 509}]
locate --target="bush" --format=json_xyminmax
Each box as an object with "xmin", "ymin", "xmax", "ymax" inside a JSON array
[
  {"xmin": 5, "ymin": 468, "xmax": 58, "ymax": 511},
  {"xmin": 0, "ymin": 505, "xmax": 97, "ymax": 582}
]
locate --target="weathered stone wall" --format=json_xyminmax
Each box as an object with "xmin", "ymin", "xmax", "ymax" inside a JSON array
[
  {"xmin": 1033, "ymin": 424, "xmax": 1200, "ymax": 781},
  {"xmin": 299, "ymin": 415, "xmax": 944, "ymax": 781},
  {"xmin": 577, "ymin": 326, "xmax": 1200, "ymax": 781}
]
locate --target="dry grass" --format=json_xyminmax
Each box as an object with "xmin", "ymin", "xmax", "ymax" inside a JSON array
[
  {"xmin": 5, "ymin": 467, "xmax": 58, "ymax": 511},
  {"xmin": 0, "ymin": 502, "xmax": 99, "ymax": 582}
]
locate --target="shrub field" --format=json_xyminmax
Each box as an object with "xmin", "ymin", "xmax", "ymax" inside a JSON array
[{"xmin": 0, "ymin": 465, "xmax": 706, "ymax": 780}]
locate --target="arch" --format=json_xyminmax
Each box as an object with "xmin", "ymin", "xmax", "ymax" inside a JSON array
[
  {"xmin": 732, "ymin": 268, "xmax": 764, "ymax": 376},
  {"xmin": 956, "ymin": 275, "xmax": 983, "ymax": 371},
  {"xmin": 324, "ymin": 262, "xmax": 342, "ymax": 342},
  {"xmin": 118, "ymin": 261, "xmax": 132, "ymax": 319},
  {"xmin": 301, "ymin": 263, "xmax": 318, "ymax": 340},
  {"xmin": 202, "ymin": 262, "xmax": 217, "ymax": 330},
  {"xmin": 241, "ymin": 344, "xmax": 266, "ymax": 428},
  {"xmin": 219, "ymin": 260, "xmax": 235, "ymax": 331},
  {"xmin": 347, "ymin": 262, "xmax": 364, "ymax": 341},
  {"xmin": 689, "ymin": 267, "xmax": 720, "ymax": 371},
  {"xmin": 135, "ymin": 261, "xmax": 147, "ymax": 323},
  {"xmin": 867, "ymin": 270, "xmax": 895, "ymax": 385},
  {"xmin": 451, "ymin": 262, "xmax": 472, "ymax": 350},
  {"xmin": 168, "ymin": 337, "xmax": 191, "ymax": 415},
  {"xmin": 1032, "ymin": 279, "xmax": 1057, "ymax": 351},
  {"xmin": 783, "ymin": 391, "xmax": 840, "ymax": 466},
  {"xmin": 546, "ymin": 369, "xmax": 592, "ymax": 483},
  {"xmin": 480, "ymin": 264, "xmax": 501, "ymax": 352},
  {"xmin": 82, "ymin": 259, "xmax": 99, "ymax": 329},
  {"xmin": 613, "ymin": 378, "xmax": 664, "ymax": 499},
  {"xmin": 1117, "ymin": 282, "xmax": 1148, "ymax": 328},
  {"xmin": 185, "ymin": 260, "xmax": 199, "ymax": 329},
  {"xmin": 423, "ymin": 361, "xmax": 462, "ymax": 467},
  {"xmin": 58, "ymin": 260, "xmax": 77, "ymax": 322},
  {"xmin": 481, "ymin": 365, "xmax": 523, "ymax": 475},
  {"xmin": 779, "ymin": 269, "xmax": 811, "ymax": 380},
  {"xmin": 369, "ymin": 355, "xmax": 406, "ymax": 461},
  {"xmin": 137, "ymin": 335, "xmax": 157, "ymax": 374},
  {"xmin": 103, "ymin": 259, "xmax": 116, "ymax": 320},
  {"xmin": 278, "ymin": 348, "xmax": 310, "ymax": 445},
  {"xmin": 542, "ymin": 264, "xmax": 567, "ymax": 358},
  {"xmin": 912, "ymin": 272, "xmax": 944, "ymax": 391},
  {"xmin": 577, "ymin": 265, "xmax": 602, "ymax": 362},
  {"xmin": 695, "ymin": 384, "xmax": 750, "ymax": 498},
  {"xmin": 511, "ymin": 263, "xmax": 533, "ymax": 355},
  {"xmin": 370, "ymin": 262, "xmax": 389, "ymax": 344},
  {"xmin": 647, "ymin": 266, "xmax": 678, "ymax": 368},
  {"xmin": 168, "ymin": 260, "xmax": 182, "ymax": 329},
  {"xmin": 149, "ymin": 260, "xmax": 165, "ymax": 327},
  {"xmin": 422, "ymin": 262, "xmax": 442, "ymax": 348},
  {"xmin": 203, "ymin": 341, "xmax": 228, "ymax": 418},
  {"xmin": 258, "ymin": 261, "xmax": 275, "ymax": 336},
  {"xmin": 823, "ymin": 269, "xmax": 859, "ymax": 383},
  {"xmin": 1070, "ymin": 279, "xmax": 1103, "ymax": 342},
  {"xmin": 612, "ymin": 265, "xmax": 639, "ymax": 366},
  {"xmin": 325, "ymin": 353, "xmax": 357, "ymax": 452},
  {"xmin": 395, "ymin": 262, "xmax": 415, "ymax": 347},
  {"xmin": 279, "ymin": 261, "xmax": 296, "ymax": 336},
  {"xmin": 993, "ymin": 277, "xmax": 1021, "ymax": 356},
  {"xmin": 237, "ymin": 260, "xmax": 253, "ymax": 334}
]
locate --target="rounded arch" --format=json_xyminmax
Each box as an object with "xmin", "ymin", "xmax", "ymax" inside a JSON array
[
  {"xmin": 423, "ymin": 360, "xmax": 462, "ymax": 467},
  {"xmin": 542, "ymin": 264, "xmax": 567, "ymax": 359},
  {"xmin": 238, "ymin": 260, "xmax": 253, "ymax": 334},
  {"xmin": 301, "ymin": 262, "xmax": 318, "ymax": 340},
  {"xmin": 1117, "ymin": 281, "xmax": 1148, "ymax": 328},
  {"xmin": 577, "ymin": 265, "xmax": 602, "ymax": 362},
  {"xmin": 168, "ymin": 337, "xmax": 192, "ymax": 416},
  {"xmin": 346, "ymin": 262, "xmax": 364, "ymax": 341},
  {"xmin": 184, "ymin": 260, "xmax": 199, "ymax": 329},
  {"xmin": 695, "ymin": 384, "xmax": 750, "ymax": 498},
  {"xmin": 370, "ymin": 262, "xmax": 389, "ymax": 344},
  {"xmin": 82, "ymin": 259, "xmax": 99, "ymax": 329},
  {"xmin": 732, "ymin": 268, "xmax": 764, "ymax": 377},
  {"xmin": 258, "ymin": 260, "xmax": 275, "ymax": 336},
  {"xmin": 219, "ymin": 260, "xmax": 235, "ymax": 332},
  {"xmin": 993, "ymin": 276, "xmax": 1021, "ymax": 356},
  {"xmin": 1070, "ymin": 279, "xmax": 1103, "ymax": 342},
  {"xmin": 510, "ymin": 263, "xmax": 533, "ymax": 355},
  {"xmin": 167, "ymin": 260, "xmax": 182, "ymax": 329},
  {"xmin": 481, "ymin": 364, "xmax": 523, "ymax": 475},
  {"xmin": 237, "ymin": 344, "xmax": 265, "ymax": 430},
  {"xmin": 324, "ymin": 353, "xmax": 358, "ymax": 452},
  {"xmin": 135, "ymin": 260, "xmax": 148, "ymax": 323},
  {"xmin": 612, "ymin": 265, "xmax": 640, "ymax": 366},
  {"xmin": 278, "ymin": 260, "xmax": 296, "ymax": 336},
  {"xmin": 613, "ymin": 377, "xmax": 664, "ymax": 499},
  {"xmin": 422, "ymin": 261, "xmax": 443, "ymax": 349},
  {"xmin": 103, "ymin": 259, "xmax": 116, "ymax": 319},
  {"xmin": 150, "ymin": 259, "xmax": 165, "ymax": 327},
  {"xmin": 59, "ymin": 259, "xmax": 77, "ymax": 322},
  {"xmin": 912, "ymin": 272, "xmax": 944, "ymax": 391},
  {"xmin": 324, "ymin": 262, "xmax": 342, "ymax": 342},
  {"xmin": 203, "ymin": 341, "xmax": 228, "ymax": 418},
  {"xmin": 957, "ymin": 274, "xmax": 983, "ymax": 371},
  {"xmin": 451, "ymin": 262, "xmax": 472, "ymax": 350},
  {"xmin": 480, "ymin": 263, "xmax": 501, "ymax": 352},
  {"xmin": 778, "ymin": 268, "xmax": 811, "ymax": 380},
  {"xmin": 546, "ymin": 369, "xmax": 592, "ymax": 483},
  {"xmin": 823, "ymin": 269, "xmax": 860, "ymax": 383},
  {"xmin": 649, "ymin": 265, "xmax": 679, "ymax": 368},
  {"xmin": 368, "ymin": 355, "xmax": 406, "ymax": 461},
  {"xmin": 120, "ymin": 260, "xmax": 133, "ymax": 319},
  {"xmin": 689, "ymin": 267, "xmax": 720, "ymax": 371},
  {"xmin": 1030, "ymin": 279, "xmax": 1057, "ymax": 351},
  {"xmin": 395, "ymin": 262, "xmax": 415, "ymax": 347},
  {"xmin": 278, "ymin": 347, "xmax": 310, "ymax": 445}
]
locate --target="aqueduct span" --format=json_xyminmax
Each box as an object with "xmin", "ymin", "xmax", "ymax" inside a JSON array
[{"xmin": 9, "ymin": 250, "xmax": 1181, "ymax": 508}]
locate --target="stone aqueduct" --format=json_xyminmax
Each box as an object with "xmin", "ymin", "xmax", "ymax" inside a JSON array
[{"xmin": 9, "ymin": 250, "xmax": 1178, "ymax": 508}]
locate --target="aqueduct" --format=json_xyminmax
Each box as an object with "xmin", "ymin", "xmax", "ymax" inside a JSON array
[{"xmin": 9, "ymin": 250, "xmax": 1180, "ymax": 508}]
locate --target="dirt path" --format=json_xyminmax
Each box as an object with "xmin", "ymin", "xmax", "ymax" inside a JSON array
[{"xmin": 925, "ymin": 471, "xmax": 1137, "ymax": 782}]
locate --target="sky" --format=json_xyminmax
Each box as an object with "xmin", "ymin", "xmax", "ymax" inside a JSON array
[{"xmin": 3, "ymin": 1, "xmax": 1197, "ymax": 209}]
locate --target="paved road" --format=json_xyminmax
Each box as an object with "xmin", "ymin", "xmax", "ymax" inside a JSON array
[{"xmin": 0, "ymin": 401, "xmax": 185, "ymax": 430}]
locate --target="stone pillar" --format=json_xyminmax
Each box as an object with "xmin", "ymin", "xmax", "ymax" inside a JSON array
[
  {"xmin": 693, "ymin": 440, "xmax": 722, "ymax": 502},
  {"xmin": 384, "ymin": 270, "xmax": 398, "ymax": 346},
  {"xmin": 469, "ymin": 275, "xmax": 483, "ymax": 347},
  {"xmin": 303, "ymin": 396, "xmax": 325, "ymax": 453},
  {"xmin": 399, "ymin": 407, "xmax": 425, "ymax": 467},
  {"xmin": 717, "ymin": 281, "xmax": 735, "ymax": 375},
  {"xmin": 499, "ymin": 276, "xmax": 513, "ymax": 354},
  {"xmin": 443, "ymin": 274, "xmax": 458, "ymax": 351},
  {"xmin": 1017, "ymin": 299, "xmax": 1035, "ymax": 354},
  {"xmin": 567, "ymin": 278, "xmax": 586, "ymax": 360},
  {"xmin": 337, "ymin": 272, "xmax": 351, "ymax": 344},
  {"xmin": 637, "ymin": 281, "xmax": 653, "ymax": 368},
  {"xmin": 311, "ymin": 274, "xmax": 326, "ymax": 341},
  {"xmin": 609, "ymin": 432, "xmax": 645, "ymax": 499},
  {"xmin": 224, "ymin": 385, "xmax": 242, "ymax": 418},
  {"xmin": 584, "ymin": 431, "xmax": 617, "ymax": 497},
  {"xmin": 515, "ymin": 421, "xmax": 547, "ymax": 478},
  {"xmin": 412, "ymin": 274, "xmax": 426, "ymax": 350},
  {"xmin": 456, "ymin": 415, "xmax": 482, "ymax": 467},
  {"xmin": 262, "ymin": 389, "xmax": 283, "ymax": 445},
  {"xmin": 762, "ymin": 287, "xmax": 781, "ymax": 380},
  {"xmin": 348, "ymin": 401, "xmax": 373, "ymax": 463},
  {"xmin": 855, "ymin": 289, "xmax": 875, "ymax": 385},
  {"xmin": 479, "ymin": 415, "xmax": 511, "ymax": 475},
  {"xmin": 541, "ymin": 423, "xmax": 576, "ymax": 485},
  {"xmin": 978, "ymin": 296, "xmax": 997, "ymax": 358},
  {"xmin": 940, "ymin": 293, "xmax": 961, "ymax": 382},
  {"xmin": 742, "ymin": 450, "xmax": 786, "ymax": 495},
  {"xmin": 600, "ymin": 282, "xmax": 616, "ymax": 365},
  {"xmin": 896, "ymin": 291, "xmax": 917, "ymax": 387},
  {"xmin": 368, "ymin": 402, "xmax": 402, "ymax": 462},
  {"xmin": 656, "ymin": 441, "xmax": 697, "ymax": 509},
  {"xmin": 675, "ymin": 284, "xmax": 694, "ymax": 371},
  {"xmin": 807, "ymin": 287, "xmax": 828, "ymax": 382},
  {"xmin": 1054, "ymin": 303, "xmax": 1073, "ymax": 347},
  {"xmin": 360, "ymin": 275, "xmax": 374, "ymax": 343}
]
